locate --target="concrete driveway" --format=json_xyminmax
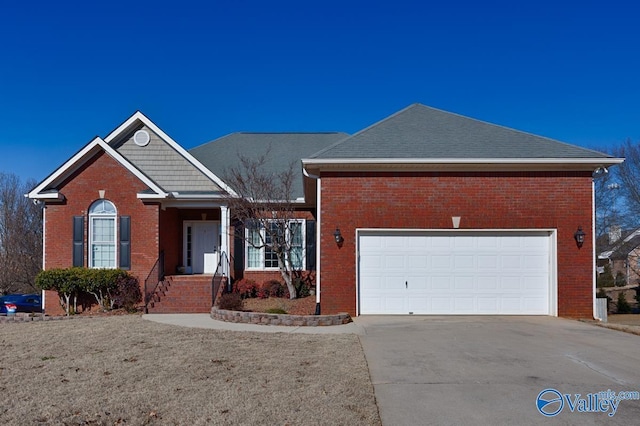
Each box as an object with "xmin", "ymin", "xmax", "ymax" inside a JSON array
[{"xmin": 357, "ymin": 316, "xmax": 640, "ymax": 425}]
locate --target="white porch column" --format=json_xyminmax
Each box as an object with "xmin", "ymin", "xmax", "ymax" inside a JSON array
[{"xmin": 220, "ymin": 205, "xmax": 230, "ymax": 276}]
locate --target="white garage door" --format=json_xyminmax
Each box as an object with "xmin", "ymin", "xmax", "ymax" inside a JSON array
[{"xmin": 358, "ymin": 231, "xmax": 552, "ymax": 315}]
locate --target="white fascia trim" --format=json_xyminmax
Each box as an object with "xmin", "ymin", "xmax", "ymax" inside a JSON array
[
  {"xmin": 167, "ymin": 192, "xmax": 228, "ymax": 200},
  {"xmin": 28, "ymin": 136, "xmax": 168, "ymax": 200},
  {"xmin": 302, "ymin": 157, "xmax": 625, "ymax": 165},
  {"xmin": 356, "ymin": 228, "xmax": 557, "ymax": 234},
  {"xmin": 105, "ymin": 111, "xmax": 238, "ymax": 197},
  {"xmin": 30, "ymin": 192, "xmax": 64, "ymax": 200},
  {"xmin": 248, "ymin": 198, "xmax": 307, "ymax": 204},
  {"xmin": 160, "ymin": 199, "xmax": 229, "ymax": 209},
  {"xmin": 28, "ymin": 137, "xmax": 104, "ymax": 199}
]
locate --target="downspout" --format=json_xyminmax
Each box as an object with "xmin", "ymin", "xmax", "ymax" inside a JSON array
[
  {"xmin": 592, "ymin": 178, "xmax": 597, "ymax": 320},
  {"xmin": 42, "ymin": 203, "xmax": 46, "ymax": 315},
  {"xmin": 303, "ymin": 167, "xmax": 321, "ymax": 315}
]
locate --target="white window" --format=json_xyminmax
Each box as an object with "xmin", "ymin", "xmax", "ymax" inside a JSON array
[
  {"xmin": 89, "ymin": 200, "xmax": 117, "ymax": 268},
  {"xmin": 246, "ymin": 220, "xmax": 305, "ymax": 270}
]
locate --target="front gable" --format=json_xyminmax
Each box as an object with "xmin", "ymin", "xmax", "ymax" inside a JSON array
[
  {"xmin": 28, "ymin": 136, "xmax": 166, "ymax": 201},
  {"xmin": 105, "ymin": 111, "xmax": 236, "ymax": 198}
]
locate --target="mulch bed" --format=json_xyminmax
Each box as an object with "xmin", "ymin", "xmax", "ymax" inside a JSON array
[{"xmin": 241, "ymin": 296, "xmax": 316, "ymax": 315}]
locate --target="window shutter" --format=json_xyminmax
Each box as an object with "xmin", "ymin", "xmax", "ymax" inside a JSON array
[
  {"xmin": 119, "ymin": 216, "xmax": 131, "ymax": 270},
  {"xmin": 305, "ymin": 220, "xmax": 316, "ymax": 271},
  {"xmin": 234, "ymin": 225, "xmax": 244, "ymax": 271},
  {"xmin": 72, "ymin": 216, "xmax": 84, "ymax": 267}
]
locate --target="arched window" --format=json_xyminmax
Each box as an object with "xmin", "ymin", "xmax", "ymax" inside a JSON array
[{"xmin": 89, "ymin": 200, "xmax": 117, "ymax": 268}]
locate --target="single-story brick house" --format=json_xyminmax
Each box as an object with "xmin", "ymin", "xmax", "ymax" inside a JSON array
[{"xmin": 29, "ymin": 104, "xmax": 622, "ymax": 318}]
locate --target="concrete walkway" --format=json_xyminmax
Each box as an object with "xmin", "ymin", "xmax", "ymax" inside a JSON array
[{"xmin": 142, "ymin": 313, "xmax": 366, "ymax": 334}]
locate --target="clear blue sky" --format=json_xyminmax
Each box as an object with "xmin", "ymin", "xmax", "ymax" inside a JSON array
[{"xmin": 1, "ymin": 0, "xmax": 639, "ymax": 183}]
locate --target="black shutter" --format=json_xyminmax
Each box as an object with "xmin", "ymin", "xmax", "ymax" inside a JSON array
[
  {"xmin": 119, "ymin": 216, "xmax": 131, "ymax": 270},
  {"xmin": 234, "ymin": 224, "xmax": 244, "ymax": 272},
  {"xmin": 305, "ymin": 220, "xmax": 316, "ymax": 271},
  {"xmin": 72, "ymin": 216, "xmax": 84, "ymax": 267}
]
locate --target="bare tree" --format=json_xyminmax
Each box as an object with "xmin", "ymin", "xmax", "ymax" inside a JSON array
[
  {"xmin": 223, "ymin": 149, "xmax": 301, "ymax": 299},
  {"xmin": 0, "ymin": 173, "xmax": 43, "ymax": 294},
  {"xmin": 613, "ymin": 140, "xmax": 640, "ymax": 218}
]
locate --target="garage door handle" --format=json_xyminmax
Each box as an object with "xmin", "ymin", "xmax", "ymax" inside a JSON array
[{"xmin": 405, "ymin": 281, "xmax": 408, "ymax": 289}]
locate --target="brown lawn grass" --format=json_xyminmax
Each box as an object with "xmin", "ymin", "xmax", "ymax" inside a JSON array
[{"xmin": 0, "ymin": 316, "xmax": 380, "ymax": 425}]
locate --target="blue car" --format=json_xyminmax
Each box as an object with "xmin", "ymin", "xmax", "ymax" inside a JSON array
[{"xmin": 0, "ymin": 294, "xmax": 42, "ymax": 314}]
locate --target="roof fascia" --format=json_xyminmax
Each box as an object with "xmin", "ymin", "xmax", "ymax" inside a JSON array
[
  {"xmin": 104, "ymin": 111, "xmax": 238, "ymax": 197},
  {"xmin": 302, "ymin": 157, "xmax": 625, "ymax": 173},
  {"xmin": 28, "ymin": 136, "xmax": 168, "ymax": 199}
]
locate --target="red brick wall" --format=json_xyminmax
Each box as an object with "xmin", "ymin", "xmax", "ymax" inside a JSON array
[
  {"xmin": 43, "ymin": 151, "xmax": 159, "ymax": 315},
  {"xmin": 319, "ymin": 171, "xmax": 594, "ymax": 318},
  {"xmin": 159, "ymin": 208, "xmax": 181, "ymax": 275}
]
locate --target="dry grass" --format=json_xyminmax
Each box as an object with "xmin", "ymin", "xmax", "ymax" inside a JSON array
[{"xmin": 0, "ymin": 316, "xmax": 380, "ymax": 425}]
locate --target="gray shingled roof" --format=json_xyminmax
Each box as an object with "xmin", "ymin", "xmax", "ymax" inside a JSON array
[
  {"xmin": 309, "ymin": 104, "xmax": 614, "ymax": 160},
  {"xmin": 190, "ymin": 132, "xmax": 349, "ymax": 198}
]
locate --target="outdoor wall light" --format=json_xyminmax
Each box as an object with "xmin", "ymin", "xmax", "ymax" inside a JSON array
[
  {"xmin": 574, "ymin": 226, "xmax": 586, "ymax": 248},
  {"xmin": 333, "ymin": 228, "xmax": 344, "ymax": 245}
]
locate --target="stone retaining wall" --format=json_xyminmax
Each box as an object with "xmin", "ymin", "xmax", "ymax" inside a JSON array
[
  {"xmin": 0, "ymin": 313, "xmax": 74, "ymax": 323},
  {"xmin": 211, "ymin": 308, "xmax": 351, "ymax": 326}
]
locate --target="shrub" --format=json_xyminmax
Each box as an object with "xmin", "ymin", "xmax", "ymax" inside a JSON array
[
  {"xmin": 615, "ymin": 272, "xmax": 626, "ymax": 287},
  {"xmin": 35, "ymin": 267, "xmax": 139, "ymax": 314},
  {"xmin": 265, "ymin": 308, "xmax": 287, "ymax": 314},
  {"xmin": 294, "ymin": 278, "xmax": 311, "ymax": 298},
  {"xmin": 112, "ymin": 275, "xmax": 142, "ymax": 312},
  {"xmin": 597, "ymin": 265, "xmax": 615, "ymax": 288},
  {"xmin": 233, "ymin": 279, "xmax": 259, "ymax": 299},
  {"xmin": 259, "ymin": 280, "xmax": 286, "ymax": 299},
  {"xmin": 218, "ymin": 292, "xmax": 244, "ymax": 311},
  {"xmin": 617, "ymin": 292, "xmax": 631, "ymax": 314}
]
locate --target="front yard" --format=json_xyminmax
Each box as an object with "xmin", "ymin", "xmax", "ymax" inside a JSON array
[{"xmin": 0, "ymin": 316, "xmax": 380, "ymax": 425}]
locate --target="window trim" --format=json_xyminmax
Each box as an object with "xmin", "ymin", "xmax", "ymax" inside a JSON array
[
  {"xmin": 88, "ymin": 200, "xmax": 118, "ymax": 269},
  {"xmin": 245, "ymin": 219, "xmax": 306, "ymax": 271}
]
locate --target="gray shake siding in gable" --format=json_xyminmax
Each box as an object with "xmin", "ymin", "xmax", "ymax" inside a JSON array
[{"xmin": 115, "ymin": 125, "xmax": 222, "ymax": 193}]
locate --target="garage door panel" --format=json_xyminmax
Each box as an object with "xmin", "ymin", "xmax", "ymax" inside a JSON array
[
  {"xmin": 359, "ymin": 232, "xmax": 551, "ymax": 315},
  {"xmin": 454, "ymin": 255, "xmax": 474, "ymax": 269},
  {"xmin": 477, "ymin": 255, "xmax": 499, "ymax": 269}
]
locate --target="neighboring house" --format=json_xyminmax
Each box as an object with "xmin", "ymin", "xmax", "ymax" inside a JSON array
[
  {"xmin": 29, "ymin": 104, "xmax": 622, "ymax": 318},
  {"xmin": 597, "ymin": 227, "xmax": 640, "ymax": 286}
]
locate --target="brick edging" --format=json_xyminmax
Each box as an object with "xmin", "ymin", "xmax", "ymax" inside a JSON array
[{"xmin": 211, "ymin": 308, "xmax": 352, "ymax": 326}]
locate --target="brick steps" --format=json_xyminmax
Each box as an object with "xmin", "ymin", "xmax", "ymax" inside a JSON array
[{"xmin": 147, "ymin": 275, "xmax": 218, "ymax": 313}]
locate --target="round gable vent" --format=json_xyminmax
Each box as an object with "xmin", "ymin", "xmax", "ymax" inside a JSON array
[{"xmin": 133, "ymin": 130, "xmax": 150, "ymax": 146}]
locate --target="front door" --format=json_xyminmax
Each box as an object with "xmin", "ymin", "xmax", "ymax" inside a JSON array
[{"xmin": 184, "ymin": 221, "xmax": 219, "ymax": 274}]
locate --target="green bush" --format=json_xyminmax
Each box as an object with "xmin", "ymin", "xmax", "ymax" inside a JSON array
[
  {"xmin": 597, "ymin": 265, "xmax": 615, "ymax": 288},
  {"xmin": 35, "ymin": 268, "xmax": 139, "ymax": 313},
  {"xmin": 617, "ymin": 292, "xmax": 631, "ymax": 314},
  {"xmin": 615, "ymin": 272, "xmax": 626, "ymax": 287},
  {"xmin": 265, "ymin": 308, "xmax": 287, "ymax": 314}
]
